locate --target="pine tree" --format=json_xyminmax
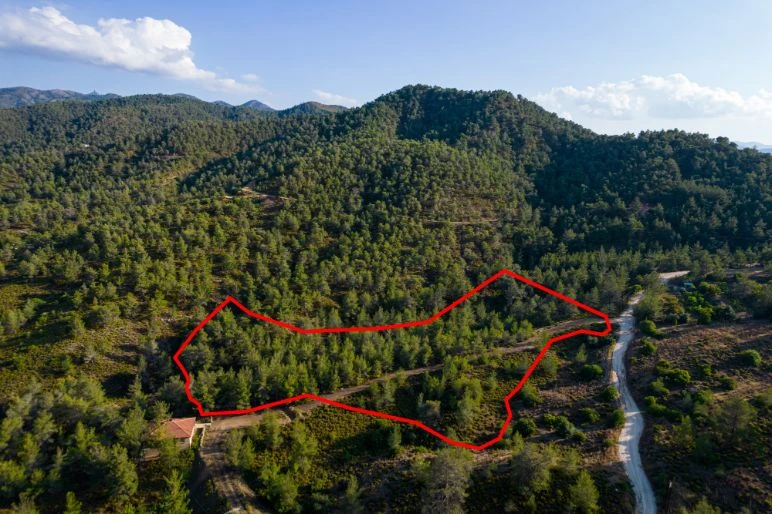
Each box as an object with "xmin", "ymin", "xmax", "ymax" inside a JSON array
[
  {"xmin": 260, "ymin": 410, "xmax": 283, "ymax": 450},
  {"xmin": 63, "ymin": 492, "xmax": 82, "ymax": 514},
  {"xmin": 568, "ymin": 470, "xmax": 600, "ymax": 513},
  {"xmin": 107, "ymin": 445, "xmax": 138, "ymax": 506},
  {"xmin": 289, "ymin": 423, "xmax": 318, "ymax": 473},
  {"xmin": 421, "ymin": 448, "xmax": 473, "ymax": 514},
  {"xmin": 158, "ymin": 470, "xmax": 191, "ymax": 514},
  {"xmin": 339, "ymin": 476, "xmax": 364, "ymax": 514},
  {"xmin": 116, "ymin": 406, "xmax": 147, "ymax": 456}
]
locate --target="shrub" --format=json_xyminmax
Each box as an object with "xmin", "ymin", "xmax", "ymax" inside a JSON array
[
  {"xmin": 584, "ymin": 332, "xmax": 614, "ymax": 348},
  {"xmin": 503, "ymin": 355, "xmax": 531, "ymax": 378},
  {"xmin": 639, "ymin": 319, "xmax": 661, "ymax": 337},
  {"xmin": 640, "ymin": 340, "xmax": 657, "ymax": 356},
  {"xmin": 513, "ymin": 418, "xmax": 537, "ymax": 437},
  {"xmin": 755, "ymin": 387, "xmax": 772, "ymax": 411},
  {"xmin": 656, "ymin": 360, "xmax": 690, "ymax": 386},
  {"xmin": 694, "ymin": 434, "xmax": 718, "ymax": 464},
  {"xmin": 655, "ymin": 359, "xmax": 672, "ymax": 374},
  {"xmin": 681, "ymin": 497, "xmax": 722, "ymax": 514},
  {"xmin": 649, "ymin": 379, "xmax": 669, "ymax": 396},
  {"xmin": 645, "ymin": 396, "xmax": 683, "ymax": 422},
  {"xmin": 68, "ymin": 313, "xmax": 86, "ymax": 339},
  {"xmin": 713, "ymin": 303, "xmax": 736, "ymax": 321},
  {"xmin": 575, "ymin": 344, "xmax": 588, "ymax": 364},
  {"xmin": 571, "ymin": 430, "xmax": 587, "ymax": 443},
  {"xmin": 552, "ymin": 416, "xmax": 577, "ymax": 437},
  {"xmin": 647, "ymin": 402, "xmax": 668, "ymax": 418},
  {"xmin": 698, "ymin": 282, "xmax": 721, "ymax": 297},
  {"xmin": 718, "ymin": 374, "xmax": 736, "ymax": 391},
  {"xmin": 662, "ymin": 294, "xmax": 686, "ymax": 324},
  {"xmin": 738, "ymin": 349, "xmax": 762, "ymax": 367},
  {"xmin": 543, "ymin": 414, "xmax": 576, "ymax": 437},
  {"xmin": 634, "ymin": 293, "xmax": 660, "ymax": 321},
  {"xmin": 693, "ymin": 306, "xmax": 713, "ymax": 324},
  {"xmin": 698, "ymin": 363, "xmax": 713, "ymax": 378},
  {"xmin": 600, "ymin": 386, "xmax": 620, "ymax": 403},
  {"xmin": 581, "ymin": 364, "xmax": 604, "ymax": 381},
  {"xmin": 608, "ymin": 408, "xmax": 625, "ymax": 428},
  {"xmin": 87, "ymin": 302, "xmax": 121, "ymax": 329},
  {"xmin": 578, "ymin": 407, "xmax": 600, "ymax": 425},
  {"xmin": 418, "ymin": 399, "xmax": 442, "ymax": 424},
  {"xmin": 387, "ymin": 425, "xmax": 402, "ymax": 455},
  {"xmin": 520, "ymin": 382, "xmax": 541, "ymax": 407},
  {"xmin": 694, "ymin": 389, "xmax": 713, "ymax": 405},
  {"xmin": 676, "ymin": 391, "xmax": 694, "ymax": 413},
  {"xmin": 663, "ymin": 368, "xmax": 691, "ymax": 386},
  {"xmin": 537, "ymin": 352, "xmax": 560, "ymax": 380}
]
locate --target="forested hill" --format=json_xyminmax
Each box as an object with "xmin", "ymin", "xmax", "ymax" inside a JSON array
[
  {"xmin": 0, "ymin": 83, "xmax": 770, "ymax": 512},
  {"xmin": 1, "ymin": 85, "xmax": 770, "ymax": 294},
  {"xmin": 2, "ymin": 84, "xmax": 769, "ymax": 249}
]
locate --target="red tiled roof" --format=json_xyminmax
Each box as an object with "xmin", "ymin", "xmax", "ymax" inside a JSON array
[{"xmin": 162, "ymin": 417, "xmax": 196, "ymax": 439}]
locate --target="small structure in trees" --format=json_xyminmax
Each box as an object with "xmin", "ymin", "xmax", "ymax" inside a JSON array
[
  {"xmin": 141, "ymin": 417, "xmax": 210, "ymax": 461},
  {"xmin": 159, "ymin": 417, "xmax": 197, "ymax": 447}
]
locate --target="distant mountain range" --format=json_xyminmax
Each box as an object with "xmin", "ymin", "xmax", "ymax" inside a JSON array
[
  {"xmin": 736, "ymin": 141, "xmax": 772, "ymax": 154},
  {"xmin": 0, "ymin": 86, "xmax": 119, "ymax": 108},
  {"xmin": 0, "ymin": 86, "xmax": 346, "ymax": 115}
]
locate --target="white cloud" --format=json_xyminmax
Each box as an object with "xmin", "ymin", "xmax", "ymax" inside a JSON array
[
  {"xmin": 0, "ymin": 6, "xmax": 258, "ymax": 93},
  {"xmin": 242, "ymin": 73, "xmax": 260, "ymax": 83},
  {"xmin": 536, "ymin": 74, "xmax": 772, "ymax": 120},
  {"xmin": 312, "ymin": 89, "xmax": 359, "ymax": 107}
]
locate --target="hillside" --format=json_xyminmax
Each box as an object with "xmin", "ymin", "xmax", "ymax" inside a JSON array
[
  {"xmin": 278, "ymin": 101, "xmax": 347, "ymax": 116},
  {"xmin": 241, "ymin": 99, "xmax": 275, "ymax": 111},
  {"xmin": 0, "ymin": 85, "xmax": 769, "ymax": 513}
]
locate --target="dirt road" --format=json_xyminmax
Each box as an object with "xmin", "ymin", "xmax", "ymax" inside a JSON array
[
  {"xmin": 611, "ymin": 271, "xmax": 688, "ymax": 514},
  {"xmin": 198, "ymin": 430, "xmax": 260, "ymax": 513}
]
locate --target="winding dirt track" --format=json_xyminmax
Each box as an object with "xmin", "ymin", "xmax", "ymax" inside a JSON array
[{"xmin": 611, "ymin": 271, "xmax": 689, "ymax": 514}]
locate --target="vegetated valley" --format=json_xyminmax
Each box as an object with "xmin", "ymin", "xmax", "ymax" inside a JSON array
[{"xmin": 0, "ymin": 86, "xmax": 769, "ymax": 513}]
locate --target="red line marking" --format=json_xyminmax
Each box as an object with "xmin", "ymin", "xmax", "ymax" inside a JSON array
[{"xmin": 173, "ymin": 268, "xmax": 611, "ymax": 451}]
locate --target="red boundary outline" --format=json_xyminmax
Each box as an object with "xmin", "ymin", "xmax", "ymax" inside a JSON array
[{"xmin": 173, "ymin": 268, "xmax": 611, "ymax": 451}]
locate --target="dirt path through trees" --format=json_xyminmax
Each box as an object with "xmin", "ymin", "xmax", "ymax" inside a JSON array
[{"xmin": 611, "ymin": 271, "xmax": 688, "ymax": 514}]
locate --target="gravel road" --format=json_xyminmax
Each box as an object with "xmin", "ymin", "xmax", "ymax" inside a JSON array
[{"xmin": 611, "ymin": 271, "xmax": 689, "ymax": 514}]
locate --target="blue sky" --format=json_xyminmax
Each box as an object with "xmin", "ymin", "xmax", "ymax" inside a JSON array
[{"xmin": 1, "ymin": 0, "xmax": 771, "ymax": 142}]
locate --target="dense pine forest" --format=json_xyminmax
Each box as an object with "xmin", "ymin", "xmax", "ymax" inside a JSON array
[{"xmin": 0, "ymin": 85, "xmax": 769, "ymax": 513}]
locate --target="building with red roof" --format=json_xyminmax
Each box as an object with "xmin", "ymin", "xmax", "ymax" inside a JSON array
[{"xmin": 160, "ymin": 417, "xmax": 197, "ymax": 447}]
